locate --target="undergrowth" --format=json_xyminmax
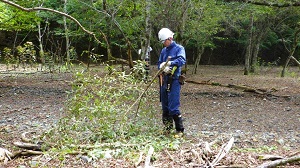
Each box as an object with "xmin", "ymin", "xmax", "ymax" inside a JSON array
[{"xmin": 41, "ymin": 64, "xmax": 182, "ymax": 164}]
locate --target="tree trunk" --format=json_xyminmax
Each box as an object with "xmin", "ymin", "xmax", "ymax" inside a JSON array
[
  {"xmin": 250, "ymin": 38, "xmax": 260, "ymax": 73},
  {"xmin": 63, "ymin": 0, "xmax": 70, "ymax": 68},
  {"xmin": 193, "ymin": 45, "xmax": 204, "ymax": 74},
  {"xmin": 244, "ymin": 44, "xmax": 251, "ymax": 75},
  {"xmin": 140, "ymin": 0, "xmax": 151, "ymax": 61},
  {"xmin": 37, "ymin": 23, "xmax": 45, "ymax": 65},
  {"xmin": 177, "ymin": 0, "xmax": 189, "ymax": 45},
  {"xmin": 101, "ymin": 0, "xmax": 114, "ymax": 63},
  {"xmin": 251, "ymin": 20, "xmax": 269, "ymax": 73},
  {"xmin": 281, "ymin": 29, "xmax": 300, "ymax": 77},
  {"xmin": 244, "ymin": 15, "xmax": 253, "ymax": 75},
  {"xmin": 36, "ymin": 4, "xmax": 45, "ymax": 66}
]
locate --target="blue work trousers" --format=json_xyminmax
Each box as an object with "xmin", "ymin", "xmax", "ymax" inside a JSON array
[{"xmin": 160, "ymin": 76, "xmax": 181, "ymax": 116}]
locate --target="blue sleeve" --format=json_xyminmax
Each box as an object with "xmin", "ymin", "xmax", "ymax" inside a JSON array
[{"xmin": 171, "ymin": 46, "xmax": 186, "ymax": 67}]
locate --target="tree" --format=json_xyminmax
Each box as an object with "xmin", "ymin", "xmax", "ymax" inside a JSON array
[
  {"xmin": 139, "ymin": 0, "xmax": 151, "ymax": 62},
  {"xmin": 281, "ymin": 28, "xmax": 300, "ymax": 77},
  {"xmin": 243, "ymin": 6, "xmax": 276, "ymax": 75},
  {"xmin": 222, "ymin": 0, "xmax": 300, "ymax": 75},
  {"xmin": 186, "ymin": 0, "xmax": 225, "ymax": 74}
]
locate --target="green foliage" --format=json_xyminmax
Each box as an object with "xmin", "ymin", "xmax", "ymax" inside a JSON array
[
  {"xmin": 16, "ymin": 41, "xmax": 37, "ymax": 67},
  {"xmin": 131, "ymin": 60, "xmax": 147, "ymax": 81},
  {"xmin": 42, "ymin": 67, "xmax": 182, "ymax": 162},
  {"xmin": 185, "ymin": 0, "xmax": 226, "ymax": 48},
  {"xmin": 80, "ymin": 49, "xmax": 103, "ymax": 64},
  {"xmin": 2, "ymin": 47, "xmax": 16, "ymax": 69},
  {"xmin": 0, "ymin": 42, "xmax": 36, "ymax": 70},
  {"xmin": 64, "ymin": 70, "xmax": 155, "ymax": 140},
  {"xmin": 0, "ymin": 2, "xmax": 40, "ymax": 31}
]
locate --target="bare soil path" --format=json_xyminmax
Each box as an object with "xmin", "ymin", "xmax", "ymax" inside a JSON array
[{"xmin": 0, "ymin": 65, "xmax": 299, "ymax": 167}]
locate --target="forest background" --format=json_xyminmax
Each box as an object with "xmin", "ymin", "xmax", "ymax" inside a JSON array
[{"xmin": 0, "ymin": 0, "xmax": 299, "ymax": 74}]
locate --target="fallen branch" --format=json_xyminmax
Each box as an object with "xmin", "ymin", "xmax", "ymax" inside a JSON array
[
  {"xmin": 211, "ymin": 137, "xmax": 235, "ymax": 166},
  {"xmin": 12, "ymin": 150, "xmax": 43, "ymax": 158},
  {"xmin": 258, "ymin": 154, "xmax": 284, "ymax": 161},
  {"xmin": 0, "ymin": 147, "xmax": 43, "ymax": 163},
  {"xmin": 13, "ymin": 141, "xmax": 43, "ymax": 151},
  {"xmin": 257, "ymin": 155, "xmax": 300, "ymax": 168},
  {"xmin": 68, "ymin": 142, "xmax": 144, "ymax": 149}
]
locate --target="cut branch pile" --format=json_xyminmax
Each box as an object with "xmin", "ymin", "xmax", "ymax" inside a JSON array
[
  {"xmin": 0, "ymin": 132, "xmax": 45, "ymax": 164},
  {"xmin": 157, "ymin": 137, "xmax": 235, "ymax": 168},
  {"xmin": 1, "ymin": 133, "xmax": 299, "ymax": 167}
]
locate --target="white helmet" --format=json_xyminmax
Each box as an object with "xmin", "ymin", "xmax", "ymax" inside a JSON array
[{"xmin": 158, "ymin": 28, "xmax": 174, "ymax": 43}]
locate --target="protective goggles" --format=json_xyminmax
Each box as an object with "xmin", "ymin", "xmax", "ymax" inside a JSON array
[{"xmin": 160, "ymin": 38, "xmax": 169, "ymax": 44}]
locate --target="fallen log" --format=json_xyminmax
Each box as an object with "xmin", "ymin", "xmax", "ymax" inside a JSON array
[
  {"xmin": 185, "ymin": 80, "xmax": 277, "ymax": 95},
  {"xmin": 257, "ymin": 155, "xmax": 300, "ymax": 168}
]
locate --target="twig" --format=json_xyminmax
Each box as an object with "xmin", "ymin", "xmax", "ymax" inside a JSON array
[
  {"xmin": 135, "ymin": 151, "xmax": 144, "ymax": 167},
  {"xmin": 164, "ymin": 149, "xmax": 174, "ymax": 161},
  {"xmin": 21, "ymin": 131, "xmax": 36, "ymax": 143},
  {"xmin": 202, "ymin": 153, "xmax": 213, "ymax": 167},
  {"xmin": 191, "ymin": 149, "xmax": 204, "ymax": 165},
  {"xmin": 144, "ymin": 146, "xmax": 154, "ymax": 168}
]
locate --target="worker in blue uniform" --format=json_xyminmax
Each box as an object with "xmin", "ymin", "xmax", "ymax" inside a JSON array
[{"xmin": 157, "ymin": 28, "xmax": 186, "ymax": 137}]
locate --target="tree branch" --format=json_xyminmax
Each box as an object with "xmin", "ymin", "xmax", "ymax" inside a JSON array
[
  {"xmin": 225, "ymin": 0, "xmax": 300, "ymax": 7},
  {"xmin": 0, "ymin": 0, "xmax": 93, "ymax": 35},
  {"xmin": 0, "ymin": 0, "xmax": 132, "ymax": 65}
]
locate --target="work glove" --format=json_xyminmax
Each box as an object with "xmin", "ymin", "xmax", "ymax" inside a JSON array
[
  {"xmin": 163, "ymin": 66, "xmax": 172, "ymax": 74},
  {"xmin": 159, "ymin": 61, "xmax": 172, "ymax": 69}
]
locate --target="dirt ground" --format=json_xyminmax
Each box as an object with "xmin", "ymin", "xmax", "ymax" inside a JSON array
[{"xmin": 0, "ymin": 65, "xmax": 299, "ymax": 167}]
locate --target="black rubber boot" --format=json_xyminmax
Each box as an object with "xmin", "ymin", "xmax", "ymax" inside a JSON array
[
  {"xmin": 173, "ymin": 114, "xmax": 184, "ymax": 133},
  {"xmin": 162, "ymin": 111, "xmax": 173, "ymax": 133}
]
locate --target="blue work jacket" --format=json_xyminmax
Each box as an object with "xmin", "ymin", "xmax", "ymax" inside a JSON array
[{"xmin": 157, "ymin": 41, "xmax": 186, "ymax": 78}]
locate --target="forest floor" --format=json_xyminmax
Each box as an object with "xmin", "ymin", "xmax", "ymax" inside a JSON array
[{"xmin": 0, "ymin": 64, "xmax": 299, "ymax": 167}]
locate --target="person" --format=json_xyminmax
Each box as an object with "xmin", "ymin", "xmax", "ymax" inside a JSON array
[{"xmin": 157, "ymin": 28, "xmax": 186, "ymax": 137}]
